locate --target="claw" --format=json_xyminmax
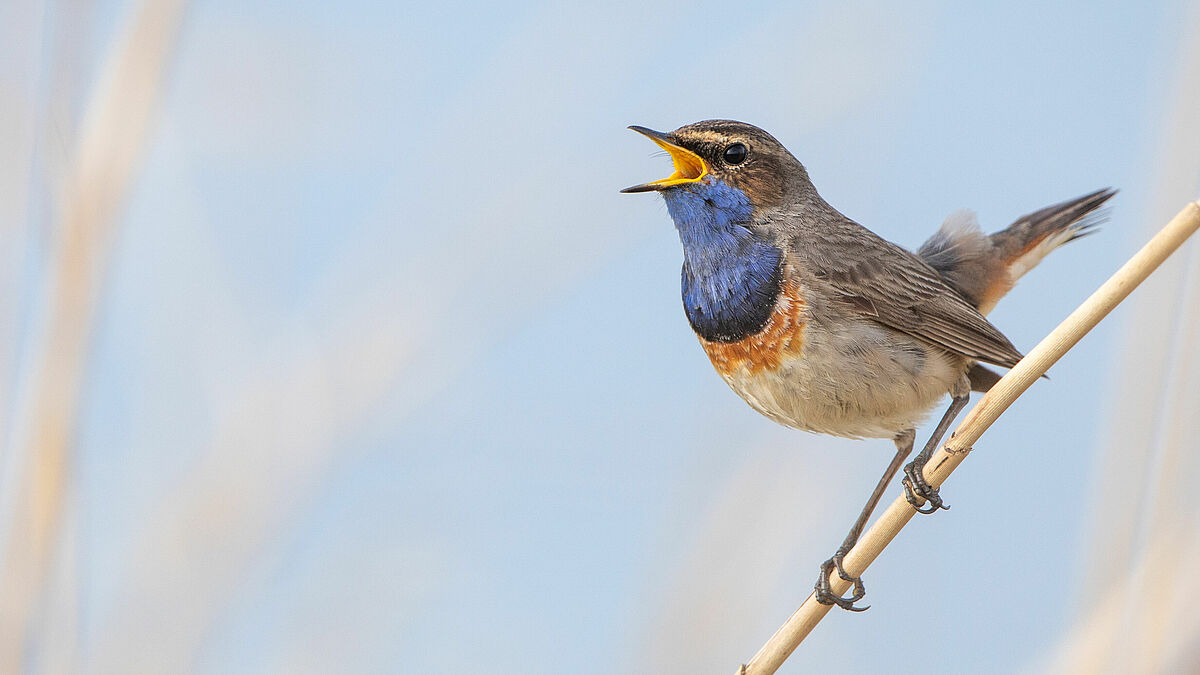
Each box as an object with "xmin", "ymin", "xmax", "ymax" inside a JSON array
[
  {"xmin": 814, "ymin": 549, "xmax": 869, "ymax": 611},
  {"xmin": 902, "ymin": 460, "xmax": 949, "ymax": 513},
  {"xmin": 830, "ymin": 545, "xmax": 856, "ymax": 582}
]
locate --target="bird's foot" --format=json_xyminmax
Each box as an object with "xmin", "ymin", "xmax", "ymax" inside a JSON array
[
  {"xmin": 814, "ymin": 546, "xmax": 869, "ymax": 611},
  {"xmin": 902, "ymin": 459, "xmax": 949, "ymax": 513}
]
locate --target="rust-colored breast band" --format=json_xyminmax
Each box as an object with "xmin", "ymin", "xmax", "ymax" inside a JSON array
[{"xmin": 699, "ymin": 280, "xmax": 807, "ymax": 376}]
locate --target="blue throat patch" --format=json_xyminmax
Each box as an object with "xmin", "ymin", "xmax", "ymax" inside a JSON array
[{"xmin": 663, "ymin": 179, "xmax": 782, "ymax": 343}]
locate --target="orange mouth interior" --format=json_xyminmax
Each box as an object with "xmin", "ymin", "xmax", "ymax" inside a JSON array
[{"xmin": 644, "ymin": 138, "xmax": 708, "ymax": 187}]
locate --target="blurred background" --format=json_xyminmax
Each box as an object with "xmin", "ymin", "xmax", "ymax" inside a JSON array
[{"xmin": 1, "ymin": 0, "xmax": 1199, "ymax": 672}]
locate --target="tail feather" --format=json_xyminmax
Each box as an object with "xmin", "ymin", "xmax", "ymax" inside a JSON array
[
  {"xmin": 919, "ymin": 188, "xmax": 1116, "ymax": 315},
  {"xmin": 967, "ymin": 363, "xmax": 1003, "ymax": 392}
]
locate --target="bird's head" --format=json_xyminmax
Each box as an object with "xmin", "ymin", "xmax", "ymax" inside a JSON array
[
  {"xmin": 622, "ymin": 121, "xmax": 803, "ymax": 343},
  {"xmin": 620, "ymin": 119, "xmax": 810, "ymax": 209}
]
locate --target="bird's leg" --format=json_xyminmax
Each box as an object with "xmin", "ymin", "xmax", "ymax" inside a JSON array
[
  {"xmin": 903, "ymin": 373, "xmax": 972, "ymax": 513},
  {"xmin": 815, "ymin": 429, "xmax": 915, "ymax": 611}
]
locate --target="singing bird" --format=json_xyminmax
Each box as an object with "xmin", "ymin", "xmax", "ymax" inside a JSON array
[{"xmin": 621, "ymin": 120, "xmax": 1113, "ymax": 609}]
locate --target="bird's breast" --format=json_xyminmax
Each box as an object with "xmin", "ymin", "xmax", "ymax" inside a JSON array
[
  {"xmin": 697, "ymin": 278, "xmax": 807, "ymax": 376},
  {"xmin": 700, "ymin": 286, "xmax": 964, "ymax": 438}
]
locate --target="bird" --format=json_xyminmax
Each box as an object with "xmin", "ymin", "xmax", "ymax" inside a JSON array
[{"xmin": 621, "ymin": 119, "xmax": 1113, "ymax": 610}]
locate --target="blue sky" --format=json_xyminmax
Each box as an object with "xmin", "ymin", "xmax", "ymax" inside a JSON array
[{"xmin": 4, "ymin": 0, "xmax": 1200, "ymax": 672}]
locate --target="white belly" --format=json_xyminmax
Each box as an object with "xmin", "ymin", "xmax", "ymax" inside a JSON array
[{"xmin": 715, "ymin": 322, "xmax": 963, "ymax": 439}]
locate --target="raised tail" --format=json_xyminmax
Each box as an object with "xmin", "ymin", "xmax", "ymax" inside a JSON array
[
  {"xmin": 919, "ymin": 188, "xmax": 1115, "ymax": 391},
  {"xmin": 918, "ymin": 187, "xmax": 1116, "ymax": 315}
]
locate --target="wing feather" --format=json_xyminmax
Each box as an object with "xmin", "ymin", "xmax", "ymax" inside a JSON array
[{"xmin": 792, "ymin": 217, "xmax": 1024, "ymax": 368}]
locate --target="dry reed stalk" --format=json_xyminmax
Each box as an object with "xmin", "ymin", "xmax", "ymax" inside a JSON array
[
  {"xmin": 738, "ymin": 200, "xmax": 1200, "ymax": 675},
  {"xmin": 0, "ymin": 0, "xmax": 186, "ymax": 668}
]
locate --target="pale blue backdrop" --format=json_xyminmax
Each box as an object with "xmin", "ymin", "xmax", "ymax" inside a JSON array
[{"xmin": 3, "ymin": 0, "xmax": 1197, "ymax": 672}]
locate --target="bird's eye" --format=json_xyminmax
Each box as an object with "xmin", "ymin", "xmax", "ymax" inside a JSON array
[{"xmin": 722, "ymin": 142, "xmax": 748, "ymax": 165}]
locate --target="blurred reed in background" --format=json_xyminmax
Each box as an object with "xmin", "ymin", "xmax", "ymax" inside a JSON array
[
  {"xmin": 1, "ymin": 1, "xmax": 188, "ymax": 669},
  {"xmin": 1042, "ymin": 4, "xmax": 1200, "ymax": 672}
]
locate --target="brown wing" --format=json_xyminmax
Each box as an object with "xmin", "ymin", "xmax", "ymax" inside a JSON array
[{"xmin": 794, "ymin": 217, "xmax": 1025, "ymax": 368}]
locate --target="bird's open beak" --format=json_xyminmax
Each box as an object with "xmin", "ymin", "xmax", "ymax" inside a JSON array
[{"xmin": 620, "ymin": 126, "xmax": 708, "ymax": 193}]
